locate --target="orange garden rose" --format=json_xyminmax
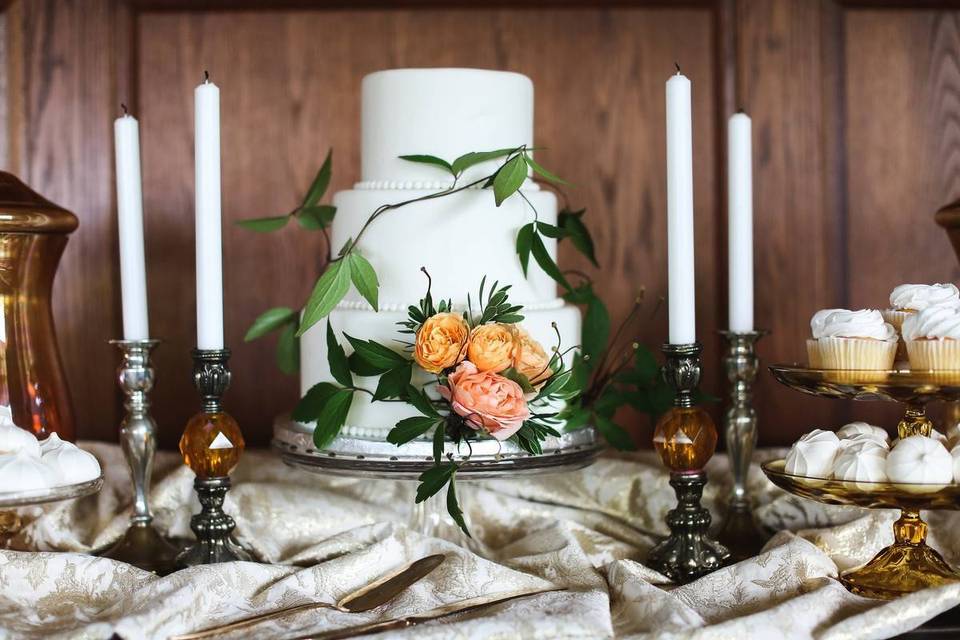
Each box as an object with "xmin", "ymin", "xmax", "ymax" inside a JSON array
[
  {"xmin": 439, "ymin": 361, "xmax": 530, "ymax": 440},
  {"xmin": 513, "ymin": 326, "xmax": 553, "ymax": 385},
  {"xmin": 466, "ymin": 323, "xmax": 519, "ymax": 373},
  {"xmin": 414, "ymin": 312, "xmax": 469, "ymax": 374}
]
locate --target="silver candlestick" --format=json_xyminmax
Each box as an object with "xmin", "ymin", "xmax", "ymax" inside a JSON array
[
  {"xmin": 101, "ymin": 339, "xmax": 177, "ymax": 574},
  {"xmin": 716, "ymin": 330, "xmax": 769, "ymax": 561}
]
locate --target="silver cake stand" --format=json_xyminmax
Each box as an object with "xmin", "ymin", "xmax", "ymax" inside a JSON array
[
  {"xmin": 272, "ymin": 416, "xmax": 601, "ymax": 480},
  {"xmin": 0, "ymin": 475, "xmax": 104, "ymax": 544}
]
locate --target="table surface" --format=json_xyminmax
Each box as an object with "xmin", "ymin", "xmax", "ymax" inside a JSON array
[{"xmin": 2, "ymin": 442, "xmax": 960, "ymax": 640}]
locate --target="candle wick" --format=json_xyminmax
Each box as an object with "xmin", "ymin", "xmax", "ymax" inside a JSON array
[
  {"xmin": 203, "ymin": 70, "xmax": 210, "ymax": 83},
  {"xmin": 674, "ymin": 61, "xmax": 681, "ymax": 74},
  {"xmin": 121, "ymin": 103, "xmax": 128, "ymax": 116},
  {"xmin": 737, "ymin": 107, "xmax": 745, "ymax": 114}
]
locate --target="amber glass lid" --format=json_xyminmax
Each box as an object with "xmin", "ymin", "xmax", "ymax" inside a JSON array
[{"xmin": 0, "ymin": 172, "xmax": 78, "ymax": 234}]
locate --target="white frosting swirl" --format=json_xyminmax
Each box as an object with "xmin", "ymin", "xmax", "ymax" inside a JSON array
[
  {"xmin": 889, "ymin": 283, "xmax": 960, "ymax": 311},
  {"xmin": 811, "ymin": 309, "xmax": 896, "ymax": 341},
  {"xmin": 901, "ymin": 306, "xmax": 960, "ymax": 340}
]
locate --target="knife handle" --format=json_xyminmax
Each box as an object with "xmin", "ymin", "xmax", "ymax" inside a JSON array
[{"xmin": 170, "ymin": 602, "xmax": 342, "ymax": 640}]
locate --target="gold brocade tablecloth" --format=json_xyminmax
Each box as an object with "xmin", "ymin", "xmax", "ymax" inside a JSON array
[{"xmin": 2, "ymin": 443, "xmax": 960, "ymax": 640}]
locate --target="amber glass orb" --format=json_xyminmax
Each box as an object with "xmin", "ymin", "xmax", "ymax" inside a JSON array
[
  {"xmin": 179, "ymin": 412, "xmax": 244, "ymax": 478},
  {"xmin": 653, "ymin": 406, "xmax": 717, "ymax": 472}
]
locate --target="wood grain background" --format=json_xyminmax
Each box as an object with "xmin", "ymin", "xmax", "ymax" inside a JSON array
[{"xmin": 2, "ymin": 0, "xmax": 960, "ymax": 449}]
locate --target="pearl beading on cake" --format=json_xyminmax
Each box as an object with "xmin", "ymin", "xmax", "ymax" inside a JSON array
[
  {"xmin": 336, "ymin": 297, "xmax": 566, "ymax": 312},
  {"xmin": 354, "ymin": 180, "xmax": 539, "ymax": 191}
]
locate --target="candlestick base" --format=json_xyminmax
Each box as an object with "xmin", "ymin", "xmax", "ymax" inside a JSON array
[
  {"xmin": 103, "ymin": 522, "xmax": 179, "ymax": 575},
  {"xmin": 175, "ymin": 476, "xmax": 251, "ymax": 568},
  {"xmin": 648, "ymin": 471, "xmax": 730, "ymax": 583}
]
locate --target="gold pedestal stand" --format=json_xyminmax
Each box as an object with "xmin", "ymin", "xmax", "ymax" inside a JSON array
[{"xmin": 767, "ymin": 365, "xmax": 960, "ymax": 599}]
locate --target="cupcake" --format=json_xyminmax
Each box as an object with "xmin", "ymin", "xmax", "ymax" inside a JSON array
[
  {"xmin": 883, "ymin": 283, "xmax": 960, "ymax": 334},
  {"xmin": 807, "ymin": 309, "xmax": 842, "ymax": 368},
  {"xmin": 808, "ymin": 309, "xmax": 897, "ymax": 370},
  {"xmin": 902, "ymin": 306, "xmax": 960, "ymax": 372}
]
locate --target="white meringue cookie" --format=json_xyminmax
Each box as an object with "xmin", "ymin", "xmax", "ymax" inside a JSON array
[
  {"xmin": 951, "ymin": 443, "xmax": 960, "ymax": 483},
  {"xmin": 836, "ymin": 422, "xmax": 889, "ymax": 443},
  {"xmin": 833, "ymin": 448, "xmax": 888, "ymax": 489},
  {"xmin": 0, "ymin": 449, "xmax": 58, "ymax": 492},
  {"xmin": 886, "ymin": 436, "xmax": 953, "ymax": 491},
  {"xmin": 39, "ymin": 432, "xmax": 68, "ymax": 456},
  {"xmin": 840, "ymin": 435, "xmax": 889, "ymax": 455},
  {"xmin": 0, "ymin": 419, "xmax": 40, "ymax": 458},
  {"xmin": 785, "ymin": 429, "xmax": 841, "ymax": 478},
  {"xmin": 892, "ymin": 428, "xmax": 948, "ymax": 449},
  {"xmin": 41, "ymin": 439, "xmax": 100, "ymax": 485}
]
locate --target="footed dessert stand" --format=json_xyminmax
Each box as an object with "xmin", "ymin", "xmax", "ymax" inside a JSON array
[
  {"xmin": 765, "ymin": 365, "xmax": 960, "ymax": 599},
  {"xmin": 0, "ymin": 476, "xmax": 103, "ymax": 544},
  {"xmin": 273, "ymin": 418, "xmax": 600, "ymax": 547}
]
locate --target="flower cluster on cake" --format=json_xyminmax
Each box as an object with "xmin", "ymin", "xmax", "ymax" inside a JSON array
[{"xmin": 242, "ymin": 69, "xmax": 670, "ymax": 531}]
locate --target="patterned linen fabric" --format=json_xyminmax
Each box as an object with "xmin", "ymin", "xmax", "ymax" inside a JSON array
[{"xmin": 1, "ymin": 443, "xmax": 958, "ymax": 639}]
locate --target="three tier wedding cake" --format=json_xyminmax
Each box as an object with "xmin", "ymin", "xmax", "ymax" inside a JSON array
[{"xmin": 298, "ymin": 68, "xmax": 581, "ymax": 441}]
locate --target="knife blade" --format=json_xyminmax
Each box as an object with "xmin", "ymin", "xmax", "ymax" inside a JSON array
[
  {"xmin": 169, "ymin": 554, "xmax": 446, "ymax": 640},
  {"xmin": 297, "ymin": 586, "xmax": 565, "ymax": 640}
]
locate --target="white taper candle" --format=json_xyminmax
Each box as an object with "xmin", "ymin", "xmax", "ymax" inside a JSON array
[
  {"xmin": 114, "ymin": 108, "xmax": 150, "ymax": 341},
  {"xmin": 665, "ymin": 70, "xmax": 696, "ymax": 344},
  {"xmin": 195, "ymin": 74, "xmax": 224, "ymax": 350},
  {"xmin": 728, "ymin": 111, "xmax": 754, "ymax": 332}
]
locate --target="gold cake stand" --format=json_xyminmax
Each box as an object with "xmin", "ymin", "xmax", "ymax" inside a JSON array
[{"xmin": 766, "ymin": 365, "xmax": 960, "ymax": 599}]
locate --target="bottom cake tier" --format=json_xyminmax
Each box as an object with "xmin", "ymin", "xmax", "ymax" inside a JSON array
[{"xmin": 299, "ymin": 300, "xmax": 582, "ymax": 440}]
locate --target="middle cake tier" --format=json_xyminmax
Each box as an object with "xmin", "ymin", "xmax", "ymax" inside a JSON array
[
  {"xmin": 299, "ymin": 301, "xmax": 582, "ymax": 440},
  {"xmin": 331, "ymin": 186, "xmax": 559, "ymax": 306}
]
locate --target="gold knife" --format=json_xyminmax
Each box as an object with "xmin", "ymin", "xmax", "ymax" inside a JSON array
[
  {"xmin": 170, "ymin": 554, "xmax": 446, "ymax": 640},
  {"xmin": 292, "ymin": 587, "xmax": 565, "ymax": 640}
]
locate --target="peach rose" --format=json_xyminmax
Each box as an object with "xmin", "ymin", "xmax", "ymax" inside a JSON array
[
  {"xmin": 414, "ymin": 312, "xmax": 469, "ymax": 374},
  {"xmin": 513, "ymin": 326, "xmax": 553, "ymax": 385},
  {"xmin": 467, "ymin": 323, "xmax": 519, "ymax": 373},
  {"xmin": 439, "ymin": 361, "xmax": 530, "ymax": 440}
]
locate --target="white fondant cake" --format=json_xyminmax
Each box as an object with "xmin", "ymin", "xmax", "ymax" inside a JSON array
[{"xmin": 299, "ymin": 69, "xmax": 581, "ymax": 439}]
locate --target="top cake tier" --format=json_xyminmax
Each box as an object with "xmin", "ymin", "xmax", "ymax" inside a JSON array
[{"xmin": 360, "ymin": 68, "xmax": 534, "ymax": 186}]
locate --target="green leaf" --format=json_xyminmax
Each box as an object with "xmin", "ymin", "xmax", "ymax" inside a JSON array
[
  {"xmin": 326, "ymin": 321, "xmax": 352, "ymax": 387},
  {"xmin": 536, "ymin": 221, "xmax": 570, "ymax": 239},
  {"xmin": 313, "ymin": 389, "xmax": 353, "ymax": 449},
  {"xmin": 415, "ymin": 463, "xmax": 456, "ymax": 503},
  {"xmin": 433, "ymin": 420, "xmax": 446, "ymax": 463},
  {"xmin": 500, "ymin": 367, "xmax": 536, "ymax": 394},
  {"xmin": 388, "ymin": 416, "xmax": 441, "ymax": 446},
  {"xmin": 292, "ymin": 382, "xmax": 340, "ymax": 423},
  {"xmin": 635, "ymin": 345, "xmax": 660, "ymax": 382},
  {"xmin": 559, "ymin": 405, "xmax": 591, "ymax": 431},
  {"xmin": 531, "ymin": 232, "xmax": 571, "ymax": 291},
  {"xmin": 595, "ymin": 415, "xmax": 636, "ymax": 451},
  {"xmin": 244, "ymin": 307, "xmax": 297, "ymax": 342},
  {"xmin": 303, "ymin": 149, "xmax": 333, "ymax": 207},
  {"xmin": 348, "ymin": 352, "xmax": 384, "ymax": 377},
  {"xmin": 524, "ymin": 154, "xmax": 568, "ymax": 185},
  {"xmin": 299, "ymin": 260, "xmax": 351, "ymax": 336},
  {"xmin": 276, "ymin": 322, "xmax": 300, "ymax": 375},
  {"xmin": 296, "ymin": 205, "xmax": 337, "ymax": 230},
  {"xmin": 516, "ymin": 223, "xmax": 534, "ymax": 277},
  {"xmin": 446, "ymin": 474, "xmax": 471, "ymax": 537},
  {"xmin": 344, "ymin": 334, "xmax": 409, "ymax": 370},
  {"xmin": 236, "ymin": 216, "xmax": 289, "ymax": 232},
  {"xmin": 583, "ymin": 297, "xmax": 611, "ymax": 361},
  {"xmin": 537, "ymin": 367, "xmax": 575, "ymax": 400},
  {"xmin": 558, "ymin": 209, "xmax": 598, "ymax": 267},
  {"xmin": 398, "ymin": 154, "xmax": 454, "ymax": 176},
  {"xmin": 348, "ymin": 252, "xmax": 380, "ymax": 311},
  {"xmin": 373, "ymin": 364, "xmax": 412, "ymax": 401},
  {"xmin": 493, "ymin": 155, "xmax": 528, "ymax": 206},
  {"xmin": 451, "ymin": 148, "xmax": 516, "ymax": 177},
  {"xmin": 407, "ymin": 385, "xmax": 441, "ymax": 418}
]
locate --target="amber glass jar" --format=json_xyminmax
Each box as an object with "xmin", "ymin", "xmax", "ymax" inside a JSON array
[{"xmin": 0, "ymin": 172, "xmax": 78, "ymax": 440}]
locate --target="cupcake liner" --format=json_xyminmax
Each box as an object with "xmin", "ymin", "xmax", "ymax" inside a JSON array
[
  {"xmin": 883, "ymin": 309, "xmax": 911, "ymax": 361},
  {"xmin": 817, "ymin": 336, "xmax": 897, "ymax": 371},
  {"xmin": 906, "ymin": 338, "xmax": 960, "ymax": 373},
  {"xmin": 806, "ymin": 339, "xmax": 822, "ymax": 369}
]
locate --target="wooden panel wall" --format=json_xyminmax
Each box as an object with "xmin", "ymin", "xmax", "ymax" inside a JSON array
[{"xmin": 3, "ymin": 0, "xmax": 960, "ymax": 448}]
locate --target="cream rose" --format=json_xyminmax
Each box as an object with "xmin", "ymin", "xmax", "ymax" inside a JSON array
[
  {"xmin": 513, "ymin": 326, "xmax": 553, "ymax": 385},
  {"xmin": 414, "ymin": 312, "xmax": 469, "ymax": 374},
  {"xmin": 467, "ymin": 323, "xmax": 519, "ymax": 373},
  {"xmin": 439, "ymin": 361, "xmax": 530, "ymax": 440}
]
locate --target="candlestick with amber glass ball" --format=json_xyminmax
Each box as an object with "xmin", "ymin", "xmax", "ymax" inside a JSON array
[
  {"xmin": 175, "ymin": 348, "xmax": 252, "ymax": 567},
  {"xmin": 647, "ymin": 343, "xmax": 730, "ymax": 582}
]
